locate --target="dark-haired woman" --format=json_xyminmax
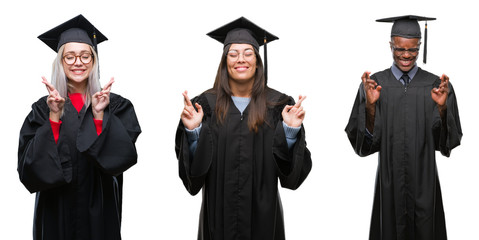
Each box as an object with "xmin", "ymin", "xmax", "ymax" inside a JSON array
[{"xmin": 175, "ymin": 17, "xmax": 311, "ymax": 240}]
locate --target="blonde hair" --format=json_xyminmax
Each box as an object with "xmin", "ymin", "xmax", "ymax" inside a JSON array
[{"xmin": 51, "ymin": 44, "xmax": 101, "ymax": 108}]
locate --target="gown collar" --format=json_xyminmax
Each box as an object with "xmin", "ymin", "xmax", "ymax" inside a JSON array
[{"xmin": 391, "ymin": 63, "xmax": 418, "ymax": 82}]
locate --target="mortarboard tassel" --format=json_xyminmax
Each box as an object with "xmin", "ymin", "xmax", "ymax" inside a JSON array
[
  {"xmin": 92, "ymin": 29, "xmax": 98, "ymax": 54},
  {"xmin": 423, "ymin": 22, "xmax": 428, "ymax": 64},
  {"xmin": 264, "ymin": 36, "xmax": 268, "ymax": 84}
]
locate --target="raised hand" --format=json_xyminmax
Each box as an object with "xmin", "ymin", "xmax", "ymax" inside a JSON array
[
  {"xmin": 431, "ymin": 74, "xmax": 449, "ymax": 108},
  {"xmin": 42, "ymin": 76, "xmax": 65, "ymax": 122},
  {"xmin": 282, "ymin": 95, "xmax": 306, "ymax": 128},
  {"xmin": 362, "ymin": 71, "xmax": 382, "ymax": 106},
  {"xmin": 181, "ymin": 90, "xmax": 203, "ymax": 130},
  {"xmin": 362, "ymin": 71, "xmax": 380, "ymax": 133},
  {"xmin": 92, "ymin": 77, "xmax": 114, "ymax": 120}
]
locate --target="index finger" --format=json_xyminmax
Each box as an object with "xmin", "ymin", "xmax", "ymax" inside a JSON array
[
  {"xmin": 41, "ymin": 76, "xmax": 55, "ymax": 93},
  {"xmin": 103, "ymin": 77, "xmax": 115, "ymax": 91},
  {"xmin": 294, "ymin": 95, "xmax": 306, "ymax": 108},
  {"xmin": 361, "ymin": 71, "xmax": 371, "ymax": 84},
  {"xmin": 441, "ymin": 74, "xmax": 449, "ymax": 84},
  {"xmin": 182, "ymin": 90, "xmax": 193, "ymax": 106}
]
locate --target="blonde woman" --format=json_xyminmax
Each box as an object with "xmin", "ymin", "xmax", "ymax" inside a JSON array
[{"xmin": 18, "ymin": 15, "xmax": 141, "ymax": 240}]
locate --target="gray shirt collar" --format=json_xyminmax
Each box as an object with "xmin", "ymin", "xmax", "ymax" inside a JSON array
[{"xmin": 391, "ymin": 63, "xmax": 418, "ymax": 81}]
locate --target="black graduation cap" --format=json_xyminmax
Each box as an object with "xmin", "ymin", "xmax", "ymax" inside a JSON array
[
  {"xmin": 376, "ymin": 15, "xmax": 436, "ymax": 64},
  {"xmin": 207, "ymin": 17, "xmax": 279, "ymax": 83},
  {"xmin": 38, "ymin": 14, "xmax": 107, "ymax": 53}
]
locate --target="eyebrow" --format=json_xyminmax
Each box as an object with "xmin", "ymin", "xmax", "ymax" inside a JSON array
[
  {"xmin": 228, "ymin": 48, "xmax": 254, "ymax": 52},
  {"xmin": 64, "ymin": 50, "xmax": 92, "ymax": 55},
  {"xmin": 392, "ymin": 47, "xmax": 420, "ymax": 50}
]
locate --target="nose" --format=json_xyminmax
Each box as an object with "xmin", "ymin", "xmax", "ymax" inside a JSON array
[
  {"xmin": 237, "ymin": 53, "xmax": 246, "ymax": 62},
  {"xmin": 401, "ymin": 49, "xmax": 415, "ymax": 59},
  {"xmin": 73, "ymin": 56, "xmax": 83, "ymax": 66}
]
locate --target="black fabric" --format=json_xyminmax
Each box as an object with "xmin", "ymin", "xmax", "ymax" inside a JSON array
[
  {"xmin": 38, "ymin": 14, "xmax": 107, "ymax": 52},
  {"xmin": 376, "ymin": 15, "xmax": 436, "ymax": 39},
  {"xmin": 345, "ymin": 68, "xmax": 462, "ymax": 240},
  {"xmin": 175, "ymin": 88, "xmax": 312, "ymax": 240},
  {"xmin": 18, "ymin": 93, "xmax": 141, "ymax": 240},
  {"xmin": 207, "ymin": 16, "xmax": 278, "ymax": 49}
]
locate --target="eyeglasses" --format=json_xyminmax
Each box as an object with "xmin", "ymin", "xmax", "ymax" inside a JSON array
[
  {"xmin": 227, "ymin": 49, "xmax": 255, "ymax": 61},
  {"xmin": 63, "ymin": 52, "xmax": 93, "ymax": 65},
  {"xmin": 392, "ymin": 47, "xmax": 420, "ymax": 56}
]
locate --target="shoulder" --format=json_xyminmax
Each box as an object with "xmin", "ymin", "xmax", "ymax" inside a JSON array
[
  {"xmin": 265, "ymin": 88, "xmax": 292, "ymax": 121},
  {"xmin": 110, "ymin": 92, "xmax": 130, "ymax": 104},
  {"xmin": 109, "ymin": 92, "xmax": 136, "ymax": 111},
  {"xmin": 415, "ymin": 68, "xmax": 441, "ymax": 86},
  {"xmin": 192, "ymin": 89, "xmax": 215, "ymax": 116},
  {"xmin": 417, "ymin": 68, "xmax": 439, "ymax": 78},
  {"xmin": 24, "ymin": 96, "xmax": 50, "ymax": 123},
  {"xmin": 371, "ymin": 68, "xmax": 393, "ymax": 79},
  {"xmin": 193, "ymin": 89, "xmax": 215, "ymax": 105},
  {"xmin": 266, "ymin": 87, "xmax": 291, "ymax": 104},
  {"xmin": 31, "ymin": 96, "xmax": 49, "ymax": 112},
  {"xmin": 417, "ymin": 68, "xmax": 440, "ymax": 81}
]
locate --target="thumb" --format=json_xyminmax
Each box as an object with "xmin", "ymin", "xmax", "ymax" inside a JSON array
[
  {"xmin": 195, "ymin": 103, "xmax": 203, "ymax": 114},
  {"xmin": 283, "ymin": 105, "xmax": 293, "ymax": 113}
]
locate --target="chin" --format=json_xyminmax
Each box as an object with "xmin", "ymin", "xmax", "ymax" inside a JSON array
[
  {"xmin": 68, "ymin": 76, "xmax": 88, "ymax": 83},
  {"xmin": 232, "ymin": 77, "xmax": 254, "ymax": 83},
  {"xmin": 401, "ymin": 66, "xmax": 414, "ymax": 72}
]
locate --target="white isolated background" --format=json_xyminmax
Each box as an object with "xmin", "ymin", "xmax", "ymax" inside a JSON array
[{"xmin": 1, "ymin": 0, "xmax": 477, "ymax": 239}]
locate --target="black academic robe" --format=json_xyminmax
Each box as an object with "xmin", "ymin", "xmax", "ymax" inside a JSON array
[
  {"xmin": 175, "ymin": 88, "xmax": 312, "ymax": 240},
  {"xmin": 18, "ymin": 93, "xmax": 141, "ymax": 240},
  {"xmin": 345, "ymin": 68, "xmax": 462, "ymax": 240}
]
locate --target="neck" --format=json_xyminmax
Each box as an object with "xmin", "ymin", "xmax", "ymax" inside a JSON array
[
  {"xmin": 68, "ymin": 80, "xmax": 87, "ymax": 94},
  {"xmin": 229, "ymin": 78, "xmax": 253, "ymax": 98}
]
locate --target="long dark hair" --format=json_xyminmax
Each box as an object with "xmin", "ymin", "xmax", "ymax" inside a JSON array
[{"xmin": 209, "ymin": 44, "xmax": 267, "ymax": 133}]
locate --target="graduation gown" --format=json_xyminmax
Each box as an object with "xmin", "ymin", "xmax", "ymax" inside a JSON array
[
  {"xmin": 345, "ymin": 68, "xmax": 462, "ymax": 240},
  {"xmin": 175, "ymin": 88, "xmax": 312, "ymax": 240},
  {"xmin": 18, "ymin": 93, "xmax": 141, "ymax": 240}
]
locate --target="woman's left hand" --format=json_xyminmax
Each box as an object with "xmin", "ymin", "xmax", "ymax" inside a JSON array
[
  {"xmin": 282, "ymin": 95, "xmax": 306, "ymax": 128},
  {"xmin": 92, "ymin": 77, "xmax": 114, "ymax": 120}
]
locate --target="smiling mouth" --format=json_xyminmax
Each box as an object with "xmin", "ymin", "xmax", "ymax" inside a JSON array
[
  {"xmin": 399, "ymin": 59, "xmax": 412, "ymax": 66},
  {"xmin": 235, "ymin": 66, "xmax": 249, "ymax": 71},
  {"xmin": 71, "ymin": 69, "xmax": 86, "ymax": 74}
]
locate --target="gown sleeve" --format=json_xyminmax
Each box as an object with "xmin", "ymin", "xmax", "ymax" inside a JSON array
[
  {"xmin": 77, "ymin": 94, "xmax": 141, "ymax": 176},
  {"xmin": 432, "ymin": 81, "xmax": 462, "ymax": 157},
  {"xmin": 175, "ymin": 95, "xmax": 213, "ymax": 196},
  {"xmin": 345, "ymin": 81, "xmax": 381, "ymax": 157},
  {"xmin": 18, "ymin": 97, "xmax": 72, "ymax": 193},
  {"xmin": 272, "ymin": 96, "xmax": 312, "ymax": 190}
]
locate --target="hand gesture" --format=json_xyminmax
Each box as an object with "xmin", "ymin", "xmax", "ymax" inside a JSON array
[
  {"xmin": 362, "ymin": 71, "xmax": 382, "ymax": 106},
  {"xmin": 42, "ymin": 76, "xmax": 65, "ymax": 121},
  {"xmin": 282, "ymin": 95, "xmax": 306, "ymax": 128},
  {"xmin": 92, "ymin": 77, "xmax": 114, "ymax": 120},
  {"xmin": 431, "ymin": 74, "xmax": 449, "ymax": 108},
  {"xmin": 181, "ymin": 91, "xmax": 203, "ymax": 130}
]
